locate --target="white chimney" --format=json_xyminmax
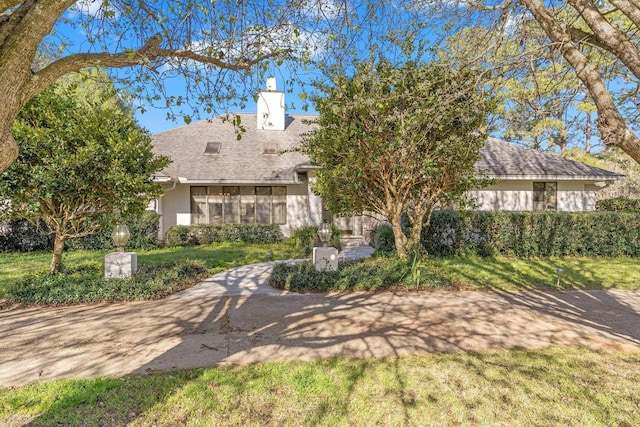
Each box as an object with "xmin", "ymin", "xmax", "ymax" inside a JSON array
[{"xmin": 257, "ymin": 78, "xmax": 285, "ymax": 131}]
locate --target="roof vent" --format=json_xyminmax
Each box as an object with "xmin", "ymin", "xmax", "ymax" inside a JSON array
[
  {"xmin": 263, "ymin": 142, "xmax": 278, "ymax": 154},
  {"xmin": 204, "ymin": 141, "xmax": 221, "ymax": 154}
]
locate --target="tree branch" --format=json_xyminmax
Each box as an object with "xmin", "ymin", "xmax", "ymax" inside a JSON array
[
  {"xmin": 29, "ymin": 33, "xmax": 291, "ymax": 99},
  {"xmin": 608, "ymin": 0, "xmax": 640, "ymax": 30},
  {"xmin": 569, "ymin": 0, "xmax": 640, "ymax": 80},
  {"xmin": 0, "ymin": 0, "xmax": 22, "ymax": 13}
]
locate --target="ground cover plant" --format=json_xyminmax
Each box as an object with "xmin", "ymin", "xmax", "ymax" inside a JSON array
[
  {"xmin": 1, "ymin": 347, "xmax": 638, "ymax": 426},
  {"xmin": 0, "ymin": 242, "xmax": 305, "ymax": 303},
  {"xmin": 271, "ymin": 255, "xmax": 640, "ymax": 293}
]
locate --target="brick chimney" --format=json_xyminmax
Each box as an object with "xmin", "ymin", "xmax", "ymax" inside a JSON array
[{"xmin": 257, "ymin": 77, "xmax": 285, "ymax": 131}]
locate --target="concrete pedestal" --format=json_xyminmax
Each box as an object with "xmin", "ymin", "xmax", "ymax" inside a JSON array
[
  {"xmin": 313, "ymin": 247, "xmax": 339, "ymax": 272},
  {"xmin": 105, "ymin": 252, "xmax": 137, "ymax": 279}
]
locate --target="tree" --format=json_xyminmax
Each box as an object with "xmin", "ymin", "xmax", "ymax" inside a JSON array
[
  {"xmin": 0, "ymin": 72, "xmax": 170, "ymax": 273},
  {"xmin": 0, "ymin": 0, "xmax": 336, "ymax": 173},
  {"xmin": 460, "ymin": 0, "xmax": 640, "ymax": 164},
  {"xmin": 301, "ymin": 60, "xmax": 493, "ymax": 258}
]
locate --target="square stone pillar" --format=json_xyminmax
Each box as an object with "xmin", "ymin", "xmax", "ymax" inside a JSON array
[
  {"xmin": 313, "ymin": 247, "xmax": 339, "ymax": 272},
  {"xmin": 105, "ymin": 252, "xmax": 138, "ymax": 279}
]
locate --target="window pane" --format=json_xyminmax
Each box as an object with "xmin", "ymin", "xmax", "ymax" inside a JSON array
[
  {"xmin": 241, "ymin": 201, "xmax": 256, "ymax": 223},
  {"xmin": 272, "ymin": 186, "xmax": 286, "ymax": 196},
  {"xmin": 208, "ymin": 196, "xmax": 223, "ymax": 224},
  {"xmin": 223, "ymin": 186, "xmax": 239, "ymax": 196},
  {"xmin": 256, "ymin": 196, "xmax": 271, "ymax": 224},
  {"xmin": 545, "ymin": 182, "xmax": 557, "ymax": 211},
  {"xmin": 533, "ymin": 182, "xmax": 545, "ymax": 211},
  {"xmin": 256, "ymin": 187, "xmax": 271, "ymax": 196},
  {"xmin": 190, "ymin": 186, "xmax": 207, "ymax": 224},
  {"xmin": 272, "ymin": 200, "xmax": 286, "ymax": 224},
  {"xmin": 240, "ymin": 186, "xmax": 256, "ymax": 196}
]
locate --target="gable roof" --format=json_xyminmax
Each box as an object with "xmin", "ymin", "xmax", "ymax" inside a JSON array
[
  {"xmin": 477, "ymin": 138, "xmax": 624, "ymax": 181},
  {"xmin": 151, "ymin": 113, "xmax": 314, "ymax": 184},
  {"xmin": 152, "ymin": 115, "xmax": 624, "ymax": 183}
]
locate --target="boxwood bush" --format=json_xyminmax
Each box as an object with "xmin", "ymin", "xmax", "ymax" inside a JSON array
[
  {"xmin": 596, "ymin": 196, "xmax": 640, "ymax": 212},
  {"xmin": 420, "ymin": 210, "xmax": 640, "ymax": 257},
  {"xmin": 4, "ymin": 259, "xmax": 208, "ymax": 306},
  {"xmin": 166, "ymin": 223, "xmax": 283, "ymax": 247}
]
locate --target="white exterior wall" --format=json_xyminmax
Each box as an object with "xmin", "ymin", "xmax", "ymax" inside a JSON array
[
  {"xmin": 283, "ymin": 183, "xmax": 314, "ymax": 236},
  {"xmin": 158, "ymin": 184, "xmax": 191, "ymax": 237},
  {"xmin": 468, "ymin": 180, "xmax": 600, "ymax": 212}
]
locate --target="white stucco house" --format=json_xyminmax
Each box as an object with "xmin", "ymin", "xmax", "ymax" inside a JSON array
[{"xmin": 150, "ymin": 80, "xmax": 624, "ymax": 240}]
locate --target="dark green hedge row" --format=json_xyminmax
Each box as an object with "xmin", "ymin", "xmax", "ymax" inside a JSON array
[
  {"xmin": 596, "ymin": 197, "xmax": 640, "ymax": 212},
  {"xmin": 165, "ymin": 223, "xmax": 283, "ymax": 247},
  {"xmin": 0, "ymin": 211, "xmax": 161, "ymax": 253},
  {"xmin": 418, "ymin": 210, "xmax": 640, "ymax": 257}
]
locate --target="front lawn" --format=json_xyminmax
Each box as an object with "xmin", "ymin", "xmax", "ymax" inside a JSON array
[
  {"xmin": 0, "ymin": 242, "xmax": 305, "ymax": 302},
  {"xmin": 2, "ymin": 347, "xmax": 639, "ymax": 426}
]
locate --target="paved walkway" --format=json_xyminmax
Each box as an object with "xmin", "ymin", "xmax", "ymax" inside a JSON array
[{"xmin": 1, "ymin": 253, "xmax": 639, "ymax": 387}]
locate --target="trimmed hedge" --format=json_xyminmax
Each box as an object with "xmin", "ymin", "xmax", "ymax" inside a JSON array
[
  {"xmin": 0, "ymin": 219, "xmax": 52, "ymax": 252},
  {"xmin": 0, "ymin": 212, "xmax": 161, "ymax": 253},
  {"xmin": 165, "ymin": 223, "xmax": 284, "ymax": 247},
  {"xmin": 420, "ymin": 210, "xmax": 640, "ymax": 257},
  {"xmin": 66, "ymin": 211, "xmax": 161, "ymax": 251},
  {"xmin": 596, "ymin": 197, "xmax": 640, "ymax": 212}
]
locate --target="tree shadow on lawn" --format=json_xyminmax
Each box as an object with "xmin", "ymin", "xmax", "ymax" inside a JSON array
[{"xmin": 6, "ymin": 261, "xmax": 640, "ymax": 425}]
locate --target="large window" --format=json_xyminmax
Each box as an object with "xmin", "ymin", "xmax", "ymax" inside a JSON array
[
  {"xmin": 190, "ymin": 186, "xmax": 287, "ymax": 225},
  {"xmin": 533, "ymin": 182, "xmax": 557, "ymax": 211}
]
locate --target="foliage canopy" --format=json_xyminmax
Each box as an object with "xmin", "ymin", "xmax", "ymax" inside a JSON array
[{"xmin": 301, "ymin": 59, "xmax": 494, "ymax": 258}]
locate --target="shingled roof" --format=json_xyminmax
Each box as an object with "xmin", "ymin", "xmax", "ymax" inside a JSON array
[
  {"xmin": 152, "ymin": 115, "xmax": 624, "ymax": 183},
  {"xmin": 477, "ymin": 137, "xmax": 624, "ymax": 181},
  {"xmin": 151, "ymin": 113, "xmax": 314, "ymax": 184}
]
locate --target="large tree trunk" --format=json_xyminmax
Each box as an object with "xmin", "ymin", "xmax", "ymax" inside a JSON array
[
  {"xmin": 521, "ymin": 0, "xmax": 640, "ymax": 165},
  {"xmin": 50, "ymin": 232, "xmax": 67, "ymax": 274}
]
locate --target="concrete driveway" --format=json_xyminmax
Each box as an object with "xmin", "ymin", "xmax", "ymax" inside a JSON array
[{"xmin": 1, "ymin": 261, "xmax": 639, "ymax": 387}]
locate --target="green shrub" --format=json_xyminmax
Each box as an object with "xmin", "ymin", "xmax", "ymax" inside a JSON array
[
  {"xmin": 370, "ymin": 222, "xmax": 395, "ymax": 254},
  {"xmin": 0, "ymin": 219, "xmax": 52, "ymax": 252},
  {"xmin": 66, "ymin": 211, "xmax": 161, "ymax": 251},
  {"xmin": 0, "ymin": 212, "xmax": 161, "ymax": 253},
  {"xmin": 596, "ymin": 197, "xmax": 640, "ymax": 212},
  {"xmin": 165, "ymin": 223, "xmax": 283, "ymax": 247},
  {"xmin": 4, "ymin": 259, "xmax": 208, "ymax": 306},
  {"xmin": 420, "ymin": 210, "xmax": 640, "ymax": 257},
  {"xmin": 270, "ymin": 257, "xmax": 452, "ymax": 292},
  {"xmin": 285, "ymin": 225, "xmax": 342, "ymax": 255}
]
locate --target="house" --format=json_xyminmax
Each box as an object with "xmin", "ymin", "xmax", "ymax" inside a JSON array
[{"xmin": 151, "ymin": 80, "xmax": 625, "ymax": 240}]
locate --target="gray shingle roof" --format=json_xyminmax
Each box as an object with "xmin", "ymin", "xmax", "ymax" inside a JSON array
[
  {"xmin": 152, "ymin": 116, "xmax": 624, "ymax": 183},
  {"xmin": 151, "ymin": 113, "xmax": 314, "ymax": 183},
  {"xmin": 477, "ymin": 137, "xmax": 624, "ymax": 180}
]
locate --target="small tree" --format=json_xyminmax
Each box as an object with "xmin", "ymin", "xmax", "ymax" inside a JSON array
[
  {"xmin": 301, "ymin": 60, "xmax": 493, "ymax": 258},
  {"xmin": 0, "ymin": 73, "xmax": 170, "ymax": 273}
]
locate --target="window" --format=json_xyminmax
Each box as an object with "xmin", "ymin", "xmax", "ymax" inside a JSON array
[
  {"xmin": 533, "ymin": 182, "xmax": 557, "ymax": 211},
  {"xmin": 204, "ymin": 142, "xmax": 221, "ymax": 154},
  {"xmin": 190, "ymin": 186, "xmax": 287, "ymax": 225}
]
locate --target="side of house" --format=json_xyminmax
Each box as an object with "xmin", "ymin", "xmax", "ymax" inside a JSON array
[{"xmin": 150, "ymin": 81, "xmax": 624, "ymax": 241}]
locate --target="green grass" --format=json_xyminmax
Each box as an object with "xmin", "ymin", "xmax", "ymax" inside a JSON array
[
  {"xmin": 0, "ymin": 242, "xmax": 305, "ymax": 299},
  {"xmin": 427, "ymin": 255, "xmax": 640, "ymax": 291},
  {"xmin": 2, "ymin": 347, "xmax": 639, "ymax": 426}
]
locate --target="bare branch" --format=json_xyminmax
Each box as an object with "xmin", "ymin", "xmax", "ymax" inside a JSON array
[
  {"xmin": 30, "ymin": 33, "xmax": 291, "ymax": 99},
  {"xmin": 460, "ymin": 0, "xmax": 515, "ymax": 11},
  {"xmin": 609, "ymin": 0, "xmax": 640, "ymax": 29}
]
